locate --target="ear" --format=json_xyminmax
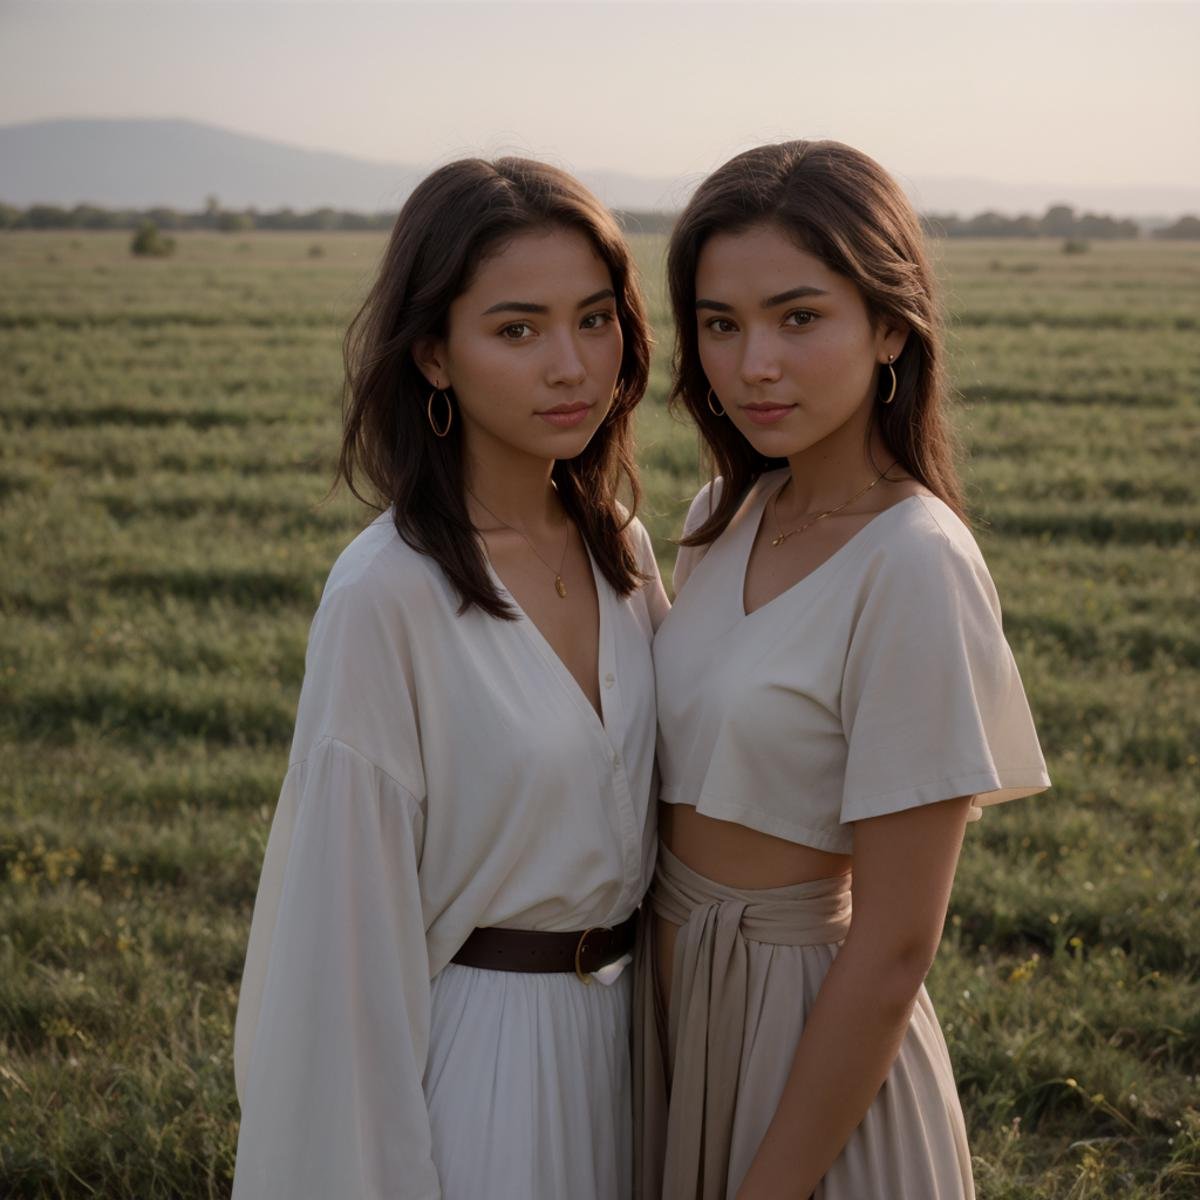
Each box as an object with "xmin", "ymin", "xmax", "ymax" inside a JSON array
[
  {"xmin": 874, "ymin": 316, "xmax": 910, "ymax": 364},
  {"xmin": 412, "ymin": 335, "xmax": 449, "ymax": 390}
]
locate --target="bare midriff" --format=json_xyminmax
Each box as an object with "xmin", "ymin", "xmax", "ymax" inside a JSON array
[{"xmin": 655, "ymin": 800, "xmax": 852, "ymax": 1007}]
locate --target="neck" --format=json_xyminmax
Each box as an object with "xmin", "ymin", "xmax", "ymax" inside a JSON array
[
  {"xmin": 781, "ymin": 413, "xmax": 891, "ymax": 517},
  {"xmin": 463, "ymin": 431, "xmax": 560, "ymax": 534}
]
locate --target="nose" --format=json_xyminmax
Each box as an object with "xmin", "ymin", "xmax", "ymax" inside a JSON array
[
  {"xmin": 546, "ymin": 330, "xmax": 587, "ymax": 388},
  {"xmin": 739, "ymin": 328, "xmax": 782, "ymax": 386}
]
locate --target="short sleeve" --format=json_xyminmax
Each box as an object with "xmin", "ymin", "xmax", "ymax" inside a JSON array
[
  {"xmin": 839, "ymin": 520, "xmax": 1050, "ymax": 825},
  {"xmin": 232, "ymin": 738, "xmax": 440, "ymax": 1200},
  {"xmin": 672, "ymin": 478, "xmax": 724, "ymax": 596}
]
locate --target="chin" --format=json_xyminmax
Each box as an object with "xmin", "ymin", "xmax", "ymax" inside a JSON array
[
  {"xmin": 514, "ymin": 427, "xmax": 595, "ymax": 465},
  {"xmin": 734, "ymin": 408, "xmax": 847, "ymax": 461},
  {"xmin": 735, "ymin": 424, "xmax": 808, "ymax": 461},
  {"xmin": 539, "ymin": 415, "xmax": 608, "ymax": 461}
]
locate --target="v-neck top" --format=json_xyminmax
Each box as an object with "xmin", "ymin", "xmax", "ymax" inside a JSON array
[
  {"xmin": 653, "ymin": 471, "xmax": 1050, "ymax": 854},
  {"xmin": 234, "ymin": 509, "xmax": 668, "ymax": 1196}
]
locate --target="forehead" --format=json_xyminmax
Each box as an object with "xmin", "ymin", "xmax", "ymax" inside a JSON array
[
  {"xmin": 696, "ymin": 223, "xmax": 847, "ymax": 297},
  {"xmin": 463, "ymin": 226, "xmax": 612, "ymax": 303}
]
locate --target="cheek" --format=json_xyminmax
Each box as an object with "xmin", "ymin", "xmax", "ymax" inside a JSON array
[
  {"xmin": 451, "ymin": 337, "xmax": 532, "ymax": 395},
  {"xmin": 800, "ymin": 325, "xmax": 874, "ymax": 386},
  {"xmin": 697, "ymin": 337, "xmax": 734, "ymax": 386},
  {"xmin": 588, "ymin": 325, "xmax": 624, "ymax": 379}
]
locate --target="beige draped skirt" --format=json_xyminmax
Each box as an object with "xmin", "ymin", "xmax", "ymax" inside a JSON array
[{"xmin": 633, "ymin": 845, "xmax": 974, "ymax": 1200}]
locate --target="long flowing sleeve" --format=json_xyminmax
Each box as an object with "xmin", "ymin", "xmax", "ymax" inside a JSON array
[
  {"xmin": 233, "ymin": 740, "xmax": 437, "ymax": 1199},
  {"xmin": 233, "ymin": 541, "xmax": 440, "ymax": 1199}
]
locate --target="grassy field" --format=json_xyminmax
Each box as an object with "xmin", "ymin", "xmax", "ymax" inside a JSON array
[{"xmin": 1, "ymin": 229, "xmax": 1197, "ymax": 1198}]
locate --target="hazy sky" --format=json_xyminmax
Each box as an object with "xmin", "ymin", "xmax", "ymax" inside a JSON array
[{"xmin": 2, "ymin": 0, "xmax": 1197, "ymax": 194}]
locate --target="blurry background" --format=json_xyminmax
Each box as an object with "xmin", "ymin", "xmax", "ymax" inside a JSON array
[{"xmin": 1, "ymin": 2, "xmax": 1197, "ymax": 1197}]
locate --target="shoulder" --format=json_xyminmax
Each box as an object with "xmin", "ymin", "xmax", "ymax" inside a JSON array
[
  {"xmin": 671, "ymin": 477, "xmax": 730, "ymax": 596},
  {"xmin": 681, "ymin": 469, "xmax": 786, "ymax": 537},
  {"xmin": 622, "ymin": 510, "xmax": 653, "ymax": 552},
  {"xmin": 608, "ymin": 503, "xmax": 658, "ymax": 575},
  {"xmin": 306, "ymin": 512, "xmax": 450, "ymax": 663},
  {"xmin": 680, "ymin": 476, "xmax": 727, "ymax": 538},
  {"xmin": 859, "ymin": 493, "xmax": 1001, "ymax": 618},
  {"xmin": 290, "ymin": 514, "xmax": 433, "ymax": 783},
  {"xmin": 318, "ymin": 510, "xmax": 445, "ymax": 619},
  {"xmin": 889, "ymin": 493, "xmax": 989, "ymax": 573},
  {"xmin": 619, "ymin": 512, "xmax": 670, "ymax": 627}
]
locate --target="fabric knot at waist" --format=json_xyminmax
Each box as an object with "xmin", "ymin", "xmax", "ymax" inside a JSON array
[
  {"xmin": 650, "ymin": 843, "xmax": 853, "ymax": 947},
  {"xmin": 637, "ymin": 844, "xmax": 853, "ymax": 1200}
]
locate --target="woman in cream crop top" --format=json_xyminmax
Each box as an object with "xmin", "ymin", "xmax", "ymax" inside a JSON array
[
  {"xmin": 632, "ymin": 140, "xmax": 1051, "ymax": 1200},
  {"xmin": 654, "ymin": 472, "xmax": 1049, "ymax": 854}
]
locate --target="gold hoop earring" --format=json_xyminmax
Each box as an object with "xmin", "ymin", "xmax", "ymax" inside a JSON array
[
  {"xmin": 706, "ymin": 388, "xmax": 726, "ymax": 417},
  {"xmin": 427, "ymin": 389, "xmax": 453, "ymax": 437},
  {"xmin": 880, "ymin": 356, "xmax": 898, "ymax": 406}
]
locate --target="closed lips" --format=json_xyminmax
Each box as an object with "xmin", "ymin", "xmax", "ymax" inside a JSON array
[
  {"xmin": 741, "ymin": 402, "xmax": 795, "ymax": 424},
  {"xmin": 536, "ymin": 402, "xmax": 593, "ymax": 427}
]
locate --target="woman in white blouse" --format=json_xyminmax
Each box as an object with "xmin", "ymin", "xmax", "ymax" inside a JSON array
[
  {"xmin": 634, "ymin": 141, "xmax": 1050, "ymax": 1200},
  {"xmin": 232, "ymin": 157, "xmax": 668, "ymax": 1200}
]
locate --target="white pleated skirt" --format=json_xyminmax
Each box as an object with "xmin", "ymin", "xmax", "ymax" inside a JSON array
[{"xmin": 425, "ymin": 962, "xmax": 633, "ymax": 1200}]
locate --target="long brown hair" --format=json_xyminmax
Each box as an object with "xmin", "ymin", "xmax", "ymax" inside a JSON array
[
  {"xmin": 337, "ymin": 157, "xmax": 651, "ymax": 618},
  {"xmin": 666, "ymin": 139, "xmax": 964, "ymax": 545}
]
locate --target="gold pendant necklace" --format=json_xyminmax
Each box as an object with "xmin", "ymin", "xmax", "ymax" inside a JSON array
[
  {"xmin": 770, "ymin": 464, "xmax": 894, "ymax": 547},
  {"xmin": 467, "ymin": 488, "xmax": 571, "ymax": 598}
]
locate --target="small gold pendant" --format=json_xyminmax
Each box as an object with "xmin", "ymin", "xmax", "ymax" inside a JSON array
[
  {"xmin": 771, "ymin": 533, "xmax": 787, "ymax": 547},
  {"xmin": 555, "ymin": 575, "xmax": 568, "ymax": 598}
]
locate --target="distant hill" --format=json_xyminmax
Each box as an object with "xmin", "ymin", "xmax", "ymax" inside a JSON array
[
  {"xmin": 2, "ymin": 118, "xmax": 1198, "ymax": 219},
  {"xmin": 0, "ymin": 118, "xmax": 682, "ymax": 212}
]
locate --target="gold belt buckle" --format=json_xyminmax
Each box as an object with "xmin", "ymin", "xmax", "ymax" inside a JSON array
[{"xmin": 574, "ymin": 925, "xmax": 610, "ymax": 984}]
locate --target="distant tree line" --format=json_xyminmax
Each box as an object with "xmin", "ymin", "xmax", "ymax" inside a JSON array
[
  {"xmin": 921, "ymin": 204, "xmax": 1144, "ymax": 239},
  {"xmin": 921, "ymin": 206, "xmax": 1196, "ymax": 240},
  {"xmin": 0, "ymin": 198, "xmax": 396, "ymax": 232},
  {"xmin": 2, "ymin": 199, "xmax": 1198, "ymax": 239}
]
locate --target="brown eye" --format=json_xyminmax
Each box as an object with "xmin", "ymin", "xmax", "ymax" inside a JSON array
[
  {"xmin": 783, "ymin": 310, "xmax": 816, "ymax": 327},
  {"xmin": 500, "ymin": 322, "xmax": 534, "ymax": 340}
]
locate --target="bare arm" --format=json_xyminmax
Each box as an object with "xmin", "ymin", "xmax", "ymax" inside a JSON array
[{"xmin": 734, "ymin": 795, "xmax": 972, "ymax": 1200}]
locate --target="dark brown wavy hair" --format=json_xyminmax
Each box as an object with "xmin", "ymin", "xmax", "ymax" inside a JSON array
[
  {"xmin": 666, "ymin": 139, "xmax": 965, "ymax": 546},
  {"xmin": 337, "ymin": 157, "xmax": 651, "ymax": 618}
]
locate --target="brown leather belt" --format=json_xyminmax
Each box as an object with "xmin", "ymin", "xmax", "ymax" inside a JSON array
[{"xmin": 450, "ymin": 913, "xmax": 638, "ymax": 983}]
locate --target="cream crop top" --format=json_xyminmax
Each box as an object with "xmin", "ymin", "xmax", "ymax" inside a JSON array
[{"xmin": 653, "ymin": 471, "xmax": 1050, "ymax": 854}]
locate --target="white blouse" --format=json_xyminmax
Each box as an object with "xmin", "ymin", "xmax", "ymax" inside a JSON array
[
  {"xmin": 232, "ymin": 510, "xmax": 668, "ymax": 1199},
  {"xmin": 654, "ymin": 471, "xmax": 1050, "ymax": 854}
]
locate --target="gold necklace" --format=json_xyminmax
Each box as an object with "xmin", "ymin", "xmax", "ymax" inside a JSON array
[
  {"xmin": 468, "ymin": 488, "xmax": 571, "ymax": 598},
  {"xmin": 770, "ymin": 464, "xmax": 894, "ymax": 547}
]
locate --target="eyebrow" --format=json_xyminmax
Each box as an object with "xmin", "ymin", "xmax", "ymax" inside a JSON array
[
  {"xmin": 482, "ymin": 288, "xmax": 615, "ymax": 317},
  {"xmin": 763, "ymin": 285, "xmax": 828, "ymax": 307},
  {"xmin": 695, "ymin": 285, "xmax": 828, "ymax": 313}
]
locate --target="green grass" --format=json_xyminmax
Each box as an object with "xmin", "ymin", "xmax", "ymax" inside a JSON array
[{"xmin": 1, "ymin": 231, "xmax": 1197, "ymax": 1198}]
